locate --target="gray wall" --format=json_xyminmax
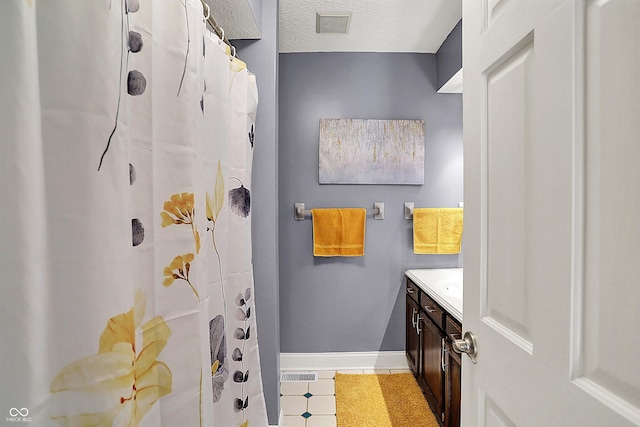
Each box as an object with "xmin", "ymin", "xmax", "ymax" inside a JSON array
[
  {"xmin": 279, "ymin": 52, "xmax": 463, "ymax": 353},
  {"xmin": 436, "ymin": 20, "xmax": 463, "ymax": 91},
  {"xmin": 234, "ymin": 0, "xmax": 279, "ymax": 423}
]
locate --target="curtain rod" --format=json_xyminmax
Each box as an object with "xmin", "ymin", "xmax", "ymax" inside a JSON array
[{"xmin": 199, "ymin": 0, "xmax": 235, "ymax": 54}]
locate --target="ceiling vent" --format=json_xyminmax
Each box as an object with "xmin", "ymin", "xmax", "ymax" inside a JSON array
[{"xmin": 316, "ymin": 12, "xmax": 352, "ymax": 34}]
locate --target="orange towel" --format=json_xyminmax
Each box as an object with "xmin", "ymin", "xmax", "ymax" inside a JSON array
[
  {"xmin": 311, "ymin": 208, "xmax": 366, "ymax": 257},
  {"xmin": 413, "ymin": 208, "xmax": 463, "ymax": 254}
]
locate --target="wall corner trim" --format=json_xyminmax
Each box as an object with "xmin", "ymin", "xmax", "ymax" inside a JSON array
[{"xmin": 269, "ymin": 408, "xmax": 283, "ymax": 427}]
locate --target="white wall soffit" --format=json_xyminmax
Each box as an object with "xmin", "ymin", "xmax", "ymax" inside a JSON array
[
  {"xmin": 438, "ymin": 68, "xmax": 463, "ymax": 93},
  {"xmin": 208, "ymin": 0, "xmax": 261, "ymax": 40},
  {"xmin": 279, "ymin": 0, "xmax": 462, "ymax": 53}
]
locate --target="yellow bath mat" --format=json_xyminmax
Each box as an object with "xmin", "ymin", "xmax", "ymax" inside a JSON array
[
  {"xmin": 335, "ymin": 373, "xmax": 439, "ymax": 427},
  {"xmin": 311, "ymin": 208, "xmax": 366, "ymax": 257},
  {"xmin": 413, "ymin": 208, "xmax": 463, "ymax": 254}
]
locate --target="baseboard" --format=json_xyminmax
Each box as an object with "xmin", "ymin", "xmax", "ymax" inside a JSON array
[{"xmin": 280, "ymin": 351, "xmax": 409, "ymax": 371}]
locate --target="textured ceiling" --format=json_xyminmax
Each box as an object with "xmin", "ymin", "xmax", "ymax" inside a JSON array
[
  {"xmin": 279, "ymin": 0, "xmax": 462, "ymax": 53},
  {"xmin": 207, "ymin": 0, "xmax": 260, "ymax": 40}
]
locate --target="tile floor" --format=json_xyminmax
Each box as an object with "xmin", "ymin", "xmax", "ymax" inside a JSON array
[{"xmin": 280, "ymin": 368, "xmax": 413, "ymax": 427}]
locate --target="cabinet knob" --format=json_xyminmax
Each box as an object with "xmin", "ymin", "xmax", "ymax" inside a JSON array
[{"xmin": 452, "ymin": 331, "xmax": 478, "ymax": 364}]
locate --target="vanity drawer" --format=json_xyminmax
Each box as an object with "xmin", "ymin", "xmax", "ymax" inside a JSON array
[
  {"xmin": 406, "ymin": 279, "xmax": 420, "ymax": 302},
  {"xmin": 446, "ymin": 316, "xmax": 462, "ymax": 341},
  {"xmin": 420, "ymin": 292, "xmax": 445, "ymax": 330}
]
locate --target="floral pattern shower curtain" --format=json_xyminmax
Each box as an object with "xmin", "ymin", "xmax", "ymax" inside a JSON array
[{"xmin": 0, "ymin": 1, "xmax": 267, "ymax": 426}]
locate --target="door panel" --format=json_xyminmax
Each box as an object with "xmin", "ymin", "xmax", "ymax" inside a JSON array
[
  {"xmin": 481, "ymin": 392, "xmax": 516, "ymax": 427},
  {"xmin": 421, "ymin": 315, "xmax": 444, "ymax": 417},
  {"xmin": 483, "ymin": 36, "xmax": 534, "ymax": 353},
  {"xmin": 463, "ymin": 0, "xmax": 640, "ymax": 425},
  {"xmin": 577, "ymin": 0, "xmax": 640, "ymax": 416},
  {"xmin": 445, "ymin": 345, "xmax": 461, "ymax": 427},
  {"xmin": 484, "ymin": 0, "xmax": 515, "ymax": 30}
]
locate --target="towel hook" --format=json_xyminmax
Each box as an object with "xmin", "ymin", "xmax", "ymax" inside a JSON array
[{"xmin": 404, "ymin": 202, "xmax": 415, "ymax": 220}]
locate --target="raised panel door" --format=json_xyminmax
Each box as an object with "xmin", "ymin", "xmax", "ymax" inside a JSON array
[
  {"xmin": 463, "ymin": 0, "xmax": 640, "ymax": 425},
  {"xmin": 420, "ymin": 314, "xmax": 444, "ymax": 422}
]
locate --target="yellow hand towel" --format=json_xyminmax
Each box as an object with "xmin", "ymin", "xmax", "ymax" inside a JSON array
[
  {"xmin": 413, "ymin": 208, "xmax": 463, "ymax": 254},
  {"xmin": 311, "ymin": 208, "xmax": 366, "ymax": 257}
]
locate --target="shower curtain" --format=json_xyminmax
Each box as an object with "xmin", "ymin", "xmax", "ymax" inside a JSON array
[{"xmin": 0, "ymin": 1, "xmax": 268, "ymax": 426}]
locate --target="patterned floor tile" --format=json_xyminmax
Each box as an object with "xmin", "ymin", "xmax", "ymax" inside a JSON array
[
  {"xmin": 280, "ymin": 395, "xmax": 308, "ymax": 416},
  {"xmin": 308, "ymin": 378, "xmax": 334, "ymax": 396},
  {"xmin": 307, "ymin": 395, "xmax": 336, "ymax": 415},
  {"xmin": 280, "ymin": 380, "xmax": 310, "ymax": 396},
  {"xmin": 306, "ymin": 414, "xmax": 337, "ymax": 427},
  {"xmin": 316, "ymin": 370, "xmax": 336, "ymax": 379},
  {"xmin": 283, "ymin": 415, "xmax": 306, "ymax": 427}
]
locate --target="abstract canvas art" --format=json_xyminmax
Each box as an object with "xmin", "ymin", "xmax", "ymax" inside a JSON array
[{"xmin": 319, "ymin": 119, "xmax": 425, "ymax": 185}]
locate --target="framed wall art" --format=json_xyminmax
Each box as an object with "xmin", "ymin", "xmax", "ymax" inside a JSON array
[{"xmin": 319, "ymin": 119, "xmax": 425, "ymax": 185}]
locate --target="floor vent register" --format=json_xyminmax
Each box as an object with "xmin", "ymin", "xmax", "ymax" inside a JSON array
[{"xmin": 280, "ymin": 372, "xmax": 318, "ymax": 383}]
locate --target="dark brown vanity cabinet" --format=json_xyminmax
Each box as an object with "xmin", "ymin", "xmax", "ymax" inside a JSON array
[
  {"xmin": 406, "ymin": 292, "xmax": 421, "ymax": 373},
  {"xmin": 405, "ymin": 277, "xmax": 461, "ymax": 427},
  {"xmin": 405, "ymin": 279, "xmax": 421, "ymax": 375},
  {"xmin": 445, "ymin": 317, "xmax": 462, "ymax": 427},
  {"xmin": 419, "ymin": 308, "xmax": 445, "ymax": 420}
]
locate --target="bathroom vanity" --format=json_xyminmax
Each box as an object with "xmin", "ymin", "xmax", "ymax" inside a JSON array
[{"xmin": 405, "ymin": 268, "xmax": 462, "ymax": 427}]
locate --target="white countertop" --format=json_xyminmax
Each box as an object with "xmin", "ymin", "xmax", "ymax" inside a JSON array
[{"xmin": 405, "ymin": 268, "xmax": 463, "ymax": 323}]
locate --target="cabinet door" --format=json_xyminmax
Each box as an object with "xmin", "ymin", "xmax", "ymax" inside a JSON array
[
  {"xmin": 405, "ymin": 294, "xmax": 420, "ymax": 375},
  {"xmin": 445, "ymin": 342, "xmax": 461, "ymax": 427},
  {"xmin": 419, "ymin": 314, "xmax": 444, "ymax": 421}
]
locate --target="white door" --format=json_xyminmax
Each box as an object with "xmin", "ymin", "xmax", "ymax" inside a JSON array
[{"xmin": 462, "ymin": 0, "xmax": 640, "ymax": 426}]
